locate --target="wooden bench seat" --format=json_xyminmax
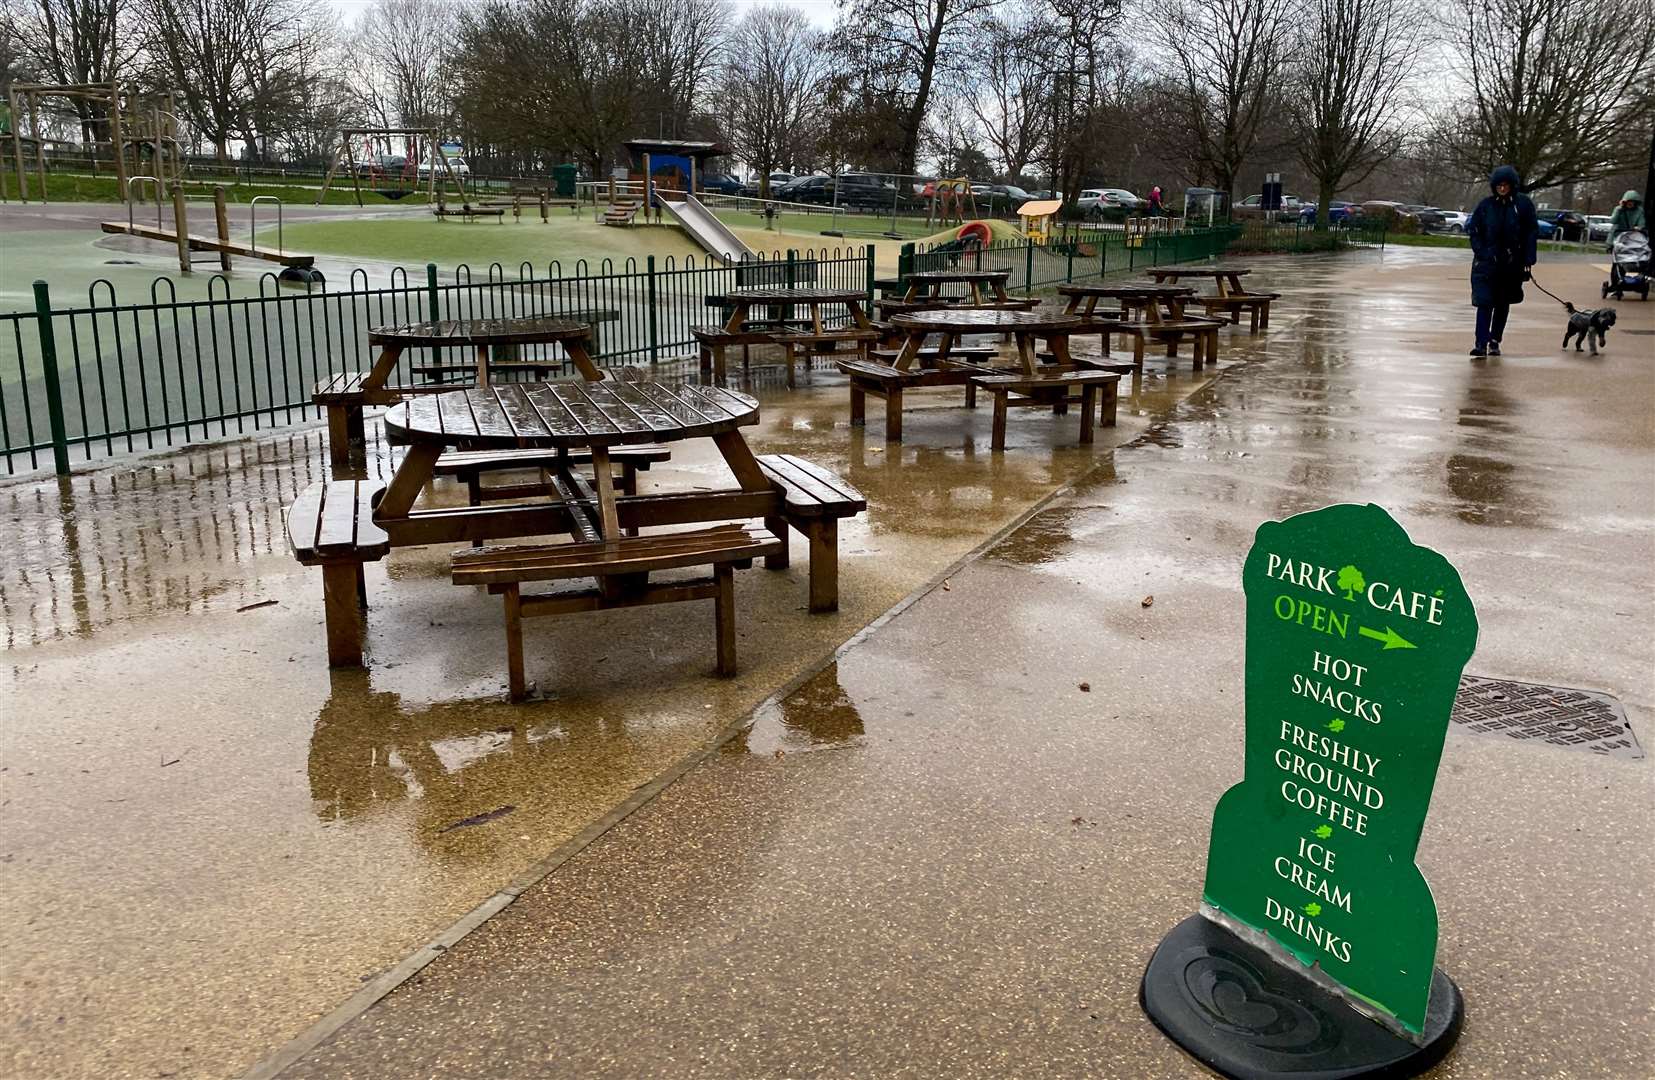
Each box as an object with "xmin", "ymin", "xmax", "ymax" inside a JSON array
[
  {"xmin": 312, "ymin": 372, "xmax": 464, "ymax": 465},
  {"xmin": 1197, "ymin": 292, "xmax": 1281, "ymax": 331},
  {"xmin": 433, "ymin": 445, "xmax": 672, "ymax": 507},
  {"xmin": 1143, "ymin": 319, "xmax": 1223, "ymax": 370},
  {"xmin": 452, "ymin": 524, "xmax": 782, "ymax": 700},
  {"xmin": 838, "ymin": 358, "xmax": 985, "ymax": 443},
  {"xmin": 755, "ymin": 454, "xmax": 868, "ymax": 612},
  {"xmin": 434, "ymin": 206, "xmax": 505, "ymax": 222},
  {"xmin": 771, "ymin": 327, "xmax": 881, "ymax": 386},
  {"xmin": 869, "ymin": 344, "xmax": 998, "ymax": 366},
  {"xmin": 691, "ymin": 324, "xmax": 781, "ymax": 385},
  {"xmin": 286, "ymin": 479, "xmax": 389, "ymax": 666},
  {"xmin": 968, "ymin": 370, "xmax": 1122, "ymax": 451}
]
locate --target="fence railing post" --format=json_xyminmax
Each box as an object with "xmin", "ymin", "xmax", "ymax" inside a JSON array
[
  {"xmin": 426, "ymin": 262, "xmax": 440, "ymax": 322},
  {"xmin": 898, "ymin": 241, "xmax": 914, "ymax": 281},
  {"xmin": 865, "ymin": 245, "xmax": 875, "ymax": 308},
  {"xmin": 646, "ymin": 255, "xmax": 659, "ymax": 367},
  {"xmin": 32, "ymin": 280, "xmax": 72, "ymax": 476},
  {"xmin": 1024, "ymin": 240, "xmax": 1035, "ymax": 293},
  {"xmin": 1066, "ymin": 236, "xmax": 1075, "ymax": 282}
]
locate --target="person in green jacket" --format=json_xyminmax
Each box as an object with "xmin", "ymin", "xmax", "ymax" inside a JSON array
[{"xmin": 1608, "ymin": 190, "xmax": 1645, "ymax": 245}]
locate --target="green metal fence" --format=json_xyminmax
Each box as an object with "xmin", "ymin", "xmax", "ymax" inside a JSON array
[
  {"xmin": 901, "ymin": 224, "xmax": 1245, "ymax": 294},
  {"xmin": 1, "ymin": 246, "xmax": 874, "ymax": 476},
  {"xmin": 1230, "ymin": 219, "xmax": 1388, "ymax": 253}
]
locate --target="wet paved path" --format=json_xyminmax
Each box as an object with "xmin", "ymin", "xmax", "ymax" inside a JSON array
[
  {"xmin": 1, "ymin": 303, "xmax": 1222, "ymax": 1077},
  {"xmin": 278, "ymin": 249, "xmax": 1653, "ymax": 1078}
]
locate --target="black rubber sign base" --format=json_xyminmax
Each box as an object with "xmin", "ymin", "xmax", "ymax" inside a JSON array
[{"xmin": 1140, "ymin": 915, "xmax": 1464, "ymax": 1080}]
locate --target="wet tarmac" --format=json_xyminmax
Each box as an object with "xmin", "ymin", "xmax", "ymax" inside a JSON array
[
  {"xmin": 1, "ymin": 311, "xmax": 1228, "ymax": 1076},
  {"xmin": 268, "ymin": 249, "xmax": 1653, "ymax": 1078}
]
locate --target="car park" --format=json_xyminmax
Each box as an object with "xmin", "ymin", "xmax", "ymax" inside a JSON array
[
  {"xmin": 698, "ymin": 173, "xmax": 744, "ymax": 196},
  {"xmin": 741, "ymin": 172, "xmax": 795, "ymax": 196},
  {"xmin": 1438, "ymin": 209, "xmax": 1469, "ymax": 233},
  {"xmin": 416, "ymin": 155, "xmax": 470, "ymax": 178},
  {"xmin": 830, "ymin": 172, "xmax": 901, "ymax": 208},
  {"xmin": 1234, "ymin": 193, "xmax": 1298, "ymax": 222},
  {"xmin": 1298, "ymin": 200, "xmax": 1357, "ymax": 226},
  {"xmin": 1586, "ymin": 214, "xmax": 1613, "ymax": 241},
  {"xmin": 775, "ymin": 174, "xmax": 831, "ymax": 204},
  {"xmin": 1535, "ymin": 208, "xmax": 1586, "ymax": 242},
  {"xmin": 1403, "ymin": 205, "xmax": 1447, "ymax": 231}
]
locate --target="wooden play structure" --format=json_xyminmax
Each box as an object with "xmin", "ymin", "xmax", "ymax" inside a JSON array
[
  {"xmin": 314, "ymin": 127, "xmax": 467, "ymax": 206},
  {"xmin": 927, "ymin": 179, "xmax": 978, "ymax": 228},
  {"xmin": 3, "ymin": 82, "xmax": 183, "ymax": 203},
  {"xmin": 1017, "ymin": 199, "xmax": 1063, "ymax": 244},
  {"xmin": 100, "ymin": 180, "xmax": 320, "ymax": 282}
]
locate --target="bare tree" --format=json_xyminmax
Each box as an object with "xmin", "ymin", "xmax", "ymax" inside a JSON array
[
  {"xmin": 1445, "ymin": 0, "xmax": 1655, "ymax": 190},
  {"xmin": 1288, "ymin": 0, "xmax": 1421, "ymax": 227},
  {"xmin": 8, "ymin": 0, "xmax": 138, "ymax": 143},
  {"xmin": 352, "ymin": 0, "xmax": 457, "ymax": 132},
  {"xmin": 138, "ymin": 0, "xmax": 308, "ymax": 161},
  {"xmin": 720, "ymin": 4, "xmax": 823, "ymax": 195},
  {"xmin": 964, "ymin": 6, "xmax": 1050, "ymax": 180},
  {"xmin": 1149, "ymin": 0, "xmax": 1294, "ymax": 198},
  {"xmin": 832, "ymin": 0, "xmax": 1001, "ymax": 176},
  {"xmin": 634, "ymin": 0, "xmax": 725, "ymax": 139}
]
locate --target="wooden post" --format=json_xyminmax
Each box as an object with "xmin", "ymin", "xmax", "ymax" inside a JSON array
[
  {"xmin": 171, "ymin": 181, "xmax": 190, "ymax": 273},
  {"xmin": 213, "ymin": 186, "xmax": 231, "ymax": 272},
  {"xmin": 109, "ymin": 85, "xmax": 130, "ymax": 200},
  {"xmin": 642, "ymin": 152, "xmax": 651, "ymax": 221},
  {"xmin": 28, "ymin": 91, "xmax": 48, "ymax": 202},
  {"xmin": 7, "ymin": 87, "xmax": 26, "ymax": 202}
]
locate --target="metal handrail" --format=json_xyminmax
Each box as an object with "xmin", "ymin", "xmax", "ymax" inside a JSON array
[
  {"xmin": 249, "ymin": 196, "xmax": 282, "ymax": 253},
  {"xmin": 126, "ymin": 176, "xmax": 163, "ymax": 230}
]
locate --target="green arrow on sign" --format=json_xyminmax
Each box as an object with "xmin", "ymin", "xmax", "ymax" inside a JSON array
[{"xmin": 1358, "ymin": 624, "xmax": 1417, "ymax": 650}]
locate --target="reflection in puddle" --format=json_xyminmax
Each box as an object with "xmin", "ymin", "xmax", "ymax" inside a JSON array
[{"xmin": 743, "ymin": 662, "xmax": 865, "ymax": 755}]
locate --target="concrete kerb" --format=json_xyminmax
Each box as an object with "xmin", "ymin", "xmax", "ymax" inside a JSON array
[{"xmin": 241, "ymin": 357, "xmax": 1249, "ymax": 1080}]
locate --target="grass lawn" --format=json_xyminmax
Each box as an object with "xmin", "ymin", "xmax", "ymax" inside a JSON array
[
  {"xmin": 1385, "ymin": 231, "xmax": 1591, "ymax": 255},
  {"xmin": 277, "ymin": 213, "xmax": 708, "ymax": 272}
]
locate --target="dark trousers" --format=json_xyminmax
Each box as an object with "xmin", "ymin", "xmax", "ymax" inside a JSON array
[{"xmin": 1475, "ymin": 304, "xmax": 1509, "ymax": 347}]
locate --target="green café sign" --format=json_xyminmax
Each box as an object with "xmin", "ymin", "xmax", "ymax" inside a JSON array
[{"xmin": 1203, "ymin": 503, "xmax": 1478, "ymax": 1037}]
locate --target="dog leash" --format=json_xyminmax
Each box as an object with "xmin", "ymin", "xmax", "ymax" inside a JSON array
[{"xmin": 1528, "ymin": 274, "xmax": 1574, "ymax": 310}]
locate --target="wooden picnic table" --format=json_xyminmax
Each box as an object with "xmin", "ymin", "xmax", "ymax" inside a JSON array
[
  {"xmin": 900, "ymin": 268, "xmax": 1016, "ymax": 305},
  {"xmin": 1146, "ymin": 265, "xmax": 1253, "ymax": 297},
  {"xmin": 377, "ymin": 381, "xmax": 768, "ymax": 548},
  {"xmin": 709, "ymin": 287, "xmax": 874, "ymax": 334},
  {"xmin": 887, "ymin": 308, "xmax": 1082, "ymax": 376},
  {"xmin": 366, "ymin": 317, "xmax": 601, "ymax": 389},
  {"xmin": 1057, "ymin": 282, "xmax": 1196, "ymax": 324}
]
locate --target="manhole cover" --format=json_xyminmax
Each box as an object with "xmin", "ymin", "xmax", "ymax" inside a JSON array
[{"xmin": 1451, "ymin": 676, "xmax": 1643, "ymax": 759}]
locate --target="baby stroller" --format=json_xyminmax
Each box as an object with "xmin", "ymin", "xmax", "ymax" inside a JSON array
[{"xmin": 1604, "ymin": 229, "xmax": 1650, "ymax": 300}]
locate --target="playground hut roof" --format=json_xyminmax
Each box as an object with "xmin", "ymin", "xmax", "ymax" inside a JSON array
[
  {"xmin": 623, "ymin": 139, "xmax": 729, "ymax": 164},
  {"xmin": 1017, "ymin": 199, "xmax": 1063, "ymax": 217}
]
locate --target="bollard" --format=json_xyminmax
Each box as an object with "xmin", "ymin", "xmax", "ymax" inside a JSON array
[
  {"xmin": 213, "ymin": 186, "xmax": 231, "ymax": 272},
  {"xmin": 32, "ymin": 280, "xmax": 72, "ymax": 475},
  {"xmin": 171, "ymin": 182, "xmax": 190, "ymax": 273}
]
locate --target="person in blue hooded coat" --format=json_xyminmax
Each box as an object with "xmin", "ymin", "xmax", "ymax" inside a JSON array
[{"xmin": 1464, "ymin": 164, "xmax": 1538, "ymax": 356}]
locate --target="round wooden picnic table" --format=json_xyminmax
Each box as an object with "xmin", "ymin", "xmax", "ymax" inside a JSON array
[
  {"xmin": 1058, "ymin": 281, "xmax": 1196, "ymax": 321},
  {"xmin": 901, "ymin": 268, "xmax": 1014, "ymax": 304},
  {"xmin": 378, "ymin": 380, "xmax": 769, "ymax": 542},
  {"xmin": 366, "ymin": 316, "xmax": 601, "ymax": 388},
  {"xmin": 708, "ymin": 287, "xmax": 874, "ymax": 333},
  {"xmin": 888, "ymin": 308, "xmax": 1081, "ymax": 375},
  {"xmin": 1146, "ymin": 265, "xmax": 1253, "ymax": 296}
]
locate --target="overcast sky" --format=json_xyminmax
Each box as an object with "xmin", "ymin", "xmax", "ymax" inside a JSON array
[{"xmin": 327, "ymin": 0, "xmax": 839, "ymax": 28}]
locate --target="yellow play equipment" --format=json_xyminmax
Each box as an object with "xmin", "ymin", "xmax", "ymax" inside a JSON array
[{"xmin": 1017, "ymin": 199, "xmax": 1062, "ymax": 244}]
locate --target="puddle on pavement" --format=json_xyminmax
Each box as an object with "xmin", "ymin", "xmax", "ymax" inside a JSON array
[{"xmin": 0, "ymin": 361, "xmax": 1176, "ymax": 1080}]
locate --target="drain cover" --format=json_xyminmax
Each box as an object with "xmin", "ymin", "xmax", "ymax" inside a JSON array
[{"xmin": 1451, "ymin": 676, "xmax": 1643, "ymax": 759}]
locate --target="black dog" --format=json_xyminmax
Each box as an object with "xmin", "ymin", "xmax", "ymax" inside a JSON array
[{"xmin": 1562, "ymin": 303, "xmax": 1617, "ymax": 355}]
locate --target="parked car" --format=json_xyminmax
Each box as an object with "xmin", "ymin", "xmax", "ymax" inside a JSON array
[
  {"xmin": 830, "ymin": 172, "xmax": 900, "ymax": 208},
  {"xmin": 1298, "ymin": 200, "xmax": 1357, "ymax": 226},
  {"xmin": 1535, "ymin": 208, "xmax": 1586, "ymax": 242},
  {"xmin": 743, "ymin": 171, "xmax": 795, "ymax": 196},
  {"xmin": 1438, "ymin": 209, "xmax": 1469, "ymax": 233},
  {"xmin": 417, "ymin": 155, "xmax": 471, "ymax": 178},
  {"xmin": 1536, "ymin": 217, "xmax": 1556, "ymax": 240},
  {"xmin": 775, "ymin": 174, "xmax": 831, "ymax": 203},
  {"xmin": 976, "ymin": 183, "xmax": 1035, "ymax": 210},
  {"xmin": 1402, "ymin": 205, "xmax": 1447, "ymax": 231},
  {"xmin": 1234, "ymin": 193, "xmax": 1298, "ymax": 222},
  {"xmin": 1586, "ymin": 214, "xmax": 1613, "ymax": 241},
  {"xmin": 1078, "ymin": 187, "xmax": 1141, "ymax": 219},
  {"xmin": 698, "ymin": 173, "xmax": 743, "ymax": 196}
]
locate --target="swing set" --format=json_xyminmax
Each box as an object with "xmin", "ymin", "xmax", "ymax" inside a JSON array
[{"xmin": 315, "ymin": 127, "xmax": 466, "ymax": 206}]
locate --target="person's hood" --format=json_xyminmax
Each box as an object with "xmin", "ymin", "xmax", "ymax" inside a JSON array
[
  {"xmin": 1489, "ymin": 164, "xmax": 1521, "ymax": 193},
  {"xmin": 1623, "ymin": 190, "xmax": 1643, "ymax": 205}
]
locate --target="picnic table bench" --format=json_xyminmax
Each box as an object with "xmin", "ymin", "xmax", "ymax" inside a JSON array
[
  {"xmin": 288, "ymin": 382, "xmax": 863, "ymax": 670},
  {"xmin": 1146, "ymin": 266, "xmax": 1279, "ymax": 330},
  {"xmin": 697, "ymin": 287, "xmax": 877, "ymax": 386},
  {"xmin": 968, "ymin": 369, "xmax": 1121, "ymax": 451},
  {"xmin": 313, "ymin": 317, "xmax": 603, "ymax": 468}
]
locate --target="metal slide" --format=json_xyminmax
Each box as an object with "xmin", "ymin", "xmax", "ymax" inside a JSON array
[{"xmin": 658, "ymin": 193, "xmax": 756, "ymax": 264}]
